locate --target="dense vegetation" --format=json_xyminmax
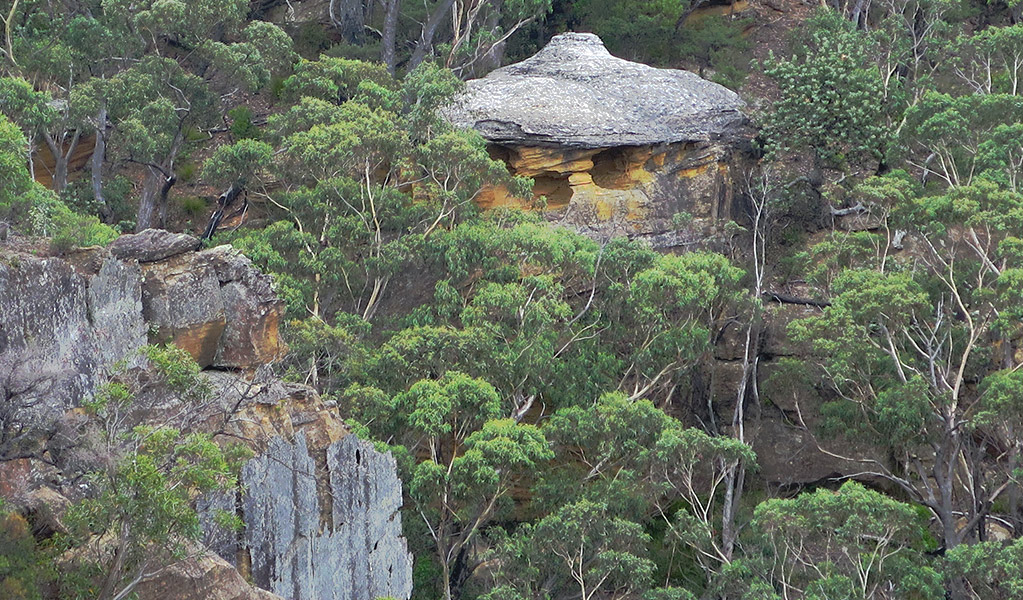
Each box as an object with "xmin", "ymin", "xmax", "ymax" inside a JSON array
[{"xmin": 5, "ymin": 0, "xmax": 1023, "ymax": 599}]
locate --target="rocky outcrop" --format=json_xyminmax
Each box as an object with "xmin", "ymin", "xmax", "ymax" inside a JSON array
[
  {"xmin": 108, "ymin": 229, "xmax": 200, "ymax": 263},
  {"xmin": 135, "ymin": 548, "xmax": 284, "ymax": 600},
  {"xmin": 0, "ymin": 234, "xmax": 414, "ymax": 600},
  {"xmin": 0, "ymin": 251, "xmax": 146, "ymax": 409},
  {"xmin": 140, "ymin": 241, "xmax": 286, "ymax": 368},
  {"xmin": 195, "ymin": 372, "xmax": 413, "ymax": 600},
  {"xmin": 446, "ymin": 32, "xmax": 747, "ymax": 147},
  {"xmin": 239, "ymin": 434, "xmax": 413, "ymax": 600},
  {"xmin": 446, "ymin": 33, "xmax": 753, "ymax": 246},
  {"xmin": 0, "ymin": 232, "xmax": 285, "ymax": 408}
]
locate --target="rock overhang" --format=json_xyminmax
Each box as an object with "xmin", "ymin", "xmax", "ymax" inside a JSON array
[{"xmin": 444, "ymin": 32, "xmax": 750, "ymax": 149}]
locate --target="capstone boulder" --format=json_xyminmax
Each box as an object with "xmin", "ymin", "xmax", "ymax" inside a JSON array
[{"xmin": 445, "ymin": 32, "xmax": 754, "ymax": 246}]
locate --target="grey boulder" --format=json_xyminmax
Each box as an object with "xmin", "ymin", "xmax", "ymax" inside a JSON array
[{"xmin": 444, "ymin": 32, "xmax": 748, "ymax": 148}]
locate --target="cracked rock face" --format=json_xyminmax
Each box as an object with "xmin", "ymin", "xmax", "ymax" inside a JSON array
[
  {"xmin": 0, "ymin": 253, "xmax": 146, "ymax": 409},
  {"xmin": 0, "ymin": 234, "xmax": 285, "ymax": 409},
  {"xmin": 445, "ymin": 32, "xmax": 748, "ymax": 148},
  {"xmin": 240, "ymin": 434, "xmax": 413, "ymax": 600}
]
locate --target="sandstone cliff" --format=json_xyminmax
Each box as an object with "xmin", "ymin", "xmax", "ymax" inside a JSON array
[{"xmin": 0, "ymin": 231, "xmax": 413, "ymax": 600}]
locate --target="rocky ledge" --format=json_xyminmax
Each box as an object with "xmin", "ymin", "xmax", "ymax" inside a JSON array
[
  {"xmin": 444, "ymin": 32, "xmax": 748, "ymax": 148},
  {"xmin": 0, "ymin": 228, "xmax": 285, "ymax": 408}
]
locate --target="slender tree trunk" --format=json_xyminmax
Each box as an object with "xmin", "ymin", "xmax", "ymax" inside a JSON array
[
  {"xmin": 381, "ymin": 0, "xmax": 400, "ymax": 74},
  {"xmin": 92, "ymin": 106, "xmax": 112, "ymax": 222},
  {"xmin": 136, "ymin": 129, "xmax": 183, "ymax": 231},
  {"xmin": 41, "ymin": 129, "xmax": 82, "ymax": 196},
  {"xmin": 473, "ymin": 1, "xmax": 505, "ymax": 75},
  {"xmin": 136, "ymin": 165, "xmax": 177, "ymax": 231},
  {"xmin": 331, "ymin": 0, "xmax": 366, "ymax": 44},
  {"xmin": 409, "ymin": 0, "xmax": 456, "ymax": 69},
  {"xmin": 136, "ymin": 167, "xmax": 163, "ymax": 231},
  {"xmin": 439, "ymin": 543, "xmax": 453, "ymax": 600},
  {"xmin": 26, "ymin": 138, "xmax": 35, "ymax": 180},
  {"xmin": 156, "ymin": 170, "xmax": 177, "ymax": 228}
]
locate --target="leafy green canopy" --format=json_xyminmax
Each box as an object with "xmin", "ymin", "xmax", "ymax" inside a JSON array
[
  {"xmin": 761, "ymin": 10, "xmax": 888, "ymax": 167},
  {"xmin": 0, "ymin": 111, "xmax": 116, "ymax": 250}
]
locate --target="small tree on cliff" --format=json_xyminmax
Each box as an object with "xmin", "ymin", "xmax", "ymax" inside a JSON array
[{"xmin": 56, "ymin": 346, "xmax": 247, "ymax": 600}]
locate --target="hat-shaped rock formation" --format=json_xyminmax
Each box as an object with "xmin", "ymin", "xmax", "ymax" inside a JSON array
[
  {"xmin": 446, "ymin": 32, "xmax": 753, "ymax": 246},
  {"xmin": 446, "ymin": 32, "xmax": 747, "ymax": 147}
]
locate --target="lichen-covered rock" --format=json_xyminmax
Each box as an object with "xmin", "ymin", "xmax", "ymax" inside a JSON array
[
  {"xmin": 0, "ymin": 253, "xmax": 145, "ymax": 408},
  {"xmin": 329, "ymin": 435, "xmax": 413, "ymax": 600},
  {"xmin": 445, "ymin": 32, "xmax": 747, "ymax": 148},
  {"xmin": 88, "ymin": 258, "xmax": 148, "ymax": 366},
  {"xmin": 108, "ymin": 228, "xmax": 199, "ymax": 263},
  {"xmin": 240, "ymin": 433, "xmax": 413, "ymax": 600},
  {"xmin": 138, "ymin": 243, "xmax": 285, "ymax": 369},
  {"xmin": 0, "ymin": 239, "xmax": 408, "ymax": 600},
  {"xmin": 0, "ymin": 235, "xmax": 284, "ymax": 408},
  {"xmin": 446, "ymin": 33, "xmax": 751, "ymax": 247}
]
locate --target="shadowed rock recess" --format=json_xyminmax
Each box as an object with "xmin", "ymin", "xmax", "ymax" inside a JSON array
[
  {"xmin": 445, "ymin": 32, "xmax": 753, "ymax": 246},
  {"xmin": 0, "ymin": 232, "xmax": 414, "ymax": 600}
]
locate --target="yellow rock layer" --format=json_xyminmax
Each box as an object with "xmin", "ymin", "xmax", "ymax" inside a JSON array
[{"xmin": 478, "ymin": 143, "xmax": 724, "ymax": 227}]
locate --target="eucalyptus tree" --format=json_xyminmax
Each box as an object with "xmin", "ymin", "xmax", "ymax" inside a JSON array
[
  {"xmin": 485, "ymin": 500, "xmax": 656, "ymax": 600},
  {"xmin": 230, "ymin": 58, "xmax": 526, "ymax": 322},
  {"xmin": 346, "ymin": 370, "xmax": 551, "ymax": 600},
  {"xmin": 790, "ymin": 174, "xmax": 1023, "ymax": 550},
  {"xmin": 3, "ymin": 0, "xmax": 295, "ymax": 226},
  {"xmin": 746, "ymin": 482, "xmax": 942, "ymax": 600}
]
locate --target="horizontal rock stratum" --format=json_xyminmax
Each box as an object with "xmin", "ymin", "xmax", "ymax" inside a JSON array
[
  {"xmin": 444, "ymin": 32, "xmax": 748, "ymax": 148},
  {"xmin": 446, "ymin": 32, "xmax": 752, "ymax": 247}
]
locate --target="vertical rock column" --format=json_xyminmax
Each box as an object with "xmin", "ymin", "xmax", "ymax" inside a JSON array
[{"xmin": 241, "ymin": 434, "xmax": 413, "ymax": 600}]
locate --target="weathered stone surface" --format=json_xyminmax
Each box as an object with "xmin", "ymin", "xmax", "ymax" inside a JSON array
[
  {"xmin": 0, "ymin": 236, "xmax": 284, "ymax": 404},
  {"xmin": 479, "ymin": 141, "xmax": 746, "ymax": 246},
  {"xmin": 108, "ymin": 228, "xmax": 199, "ymax": 263},
  {"xmin": 0, "ymin": 253, "xmax": 145, "ymax": 408},
  {"xmin": 762, "ymin": 303, "xmax": 818, "ymax": 358},
  {"xmin": 448, "ymin": 34, "xmax": 751, "ymax": 247},
  {"xmin": 241, "ymin": 433, "xmax": 413, "ymax": 600},
  {"xmin": 89, "ymin": 257, "xmax": 148, "ymax": 367},
  {"xmin": 329, "ymin": 435, "xmax": 413, "ymax": 600},
  {"xmin": 137, "ymin": 243, "xmax": 285, "ymax": 369},
  {"xmin": 203, "ymin": 246, "xmax": 286, "ymax": 368},
  {"xmin": 749, "ymin": 415, "xmax": 866, "ymax": 486},
  {"xmin": 1, "ymin": 240, "xmax": 410, "ymax": 600},
  {"xmin": 142, "ymin": 255, "xmax": 227, "ymax": 367},
  {"xmin": 445, "ymin": 32, "xmax": 747, "ymax": 148},
  {"xmin": 202, "ymin": 370, "xmax": 346, "ymax": 457},
  {"xmin": 135, "ymin": 547, "xmax": 283, "ymax": 600}
]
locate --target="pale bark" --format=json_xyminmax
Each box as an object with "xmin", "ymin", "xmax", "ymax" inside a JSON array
[
  {"xmin": 409, "ymin": 0, "xmax": 456, "ymax": 68},
  {"xmin": 381, "ymin": 0, "xmax": 400, "ymax": 74},
  {"xmin": 41, "ymin": 129, "xmax": 82, "ymax": 196},
  {"xmin": 135, "ymin": 130, "xmax": 183, "ymax": 231},
  {"xmin": 330, "ymin": 0, "xmax": 366, "ymax": 44},
  {"xmin": 92, "ymin": 106, "xmax": 111, "ymax": 222}
]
